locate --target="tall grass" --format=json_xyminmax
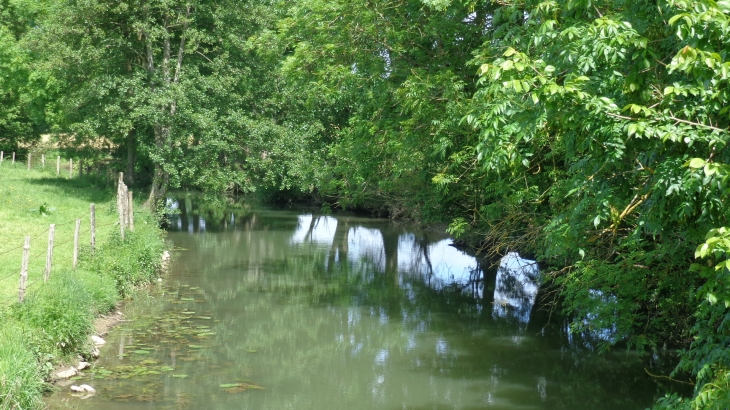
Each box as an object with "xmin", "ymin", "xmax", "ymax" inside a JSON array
[
  {"xmin": 0, "ymin": 321, "xmax": 44, "ymax": 410},
  {"xmin": 0, "ymin": 160, "xmax": 165, "ymax": 410}
]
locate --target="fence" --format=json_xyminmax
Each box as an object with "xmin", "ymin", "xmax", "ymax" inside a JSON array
[
  {"xmin": 0, "ymin": 150, "xmax": 121, "ymax": 184},
  {"xmin": 0, "ymin": 150, "xmax": 81, "ymax": 177},
  {"xmin": 0, "ymin": 165, "xmax": 134, "ymax": 305}
]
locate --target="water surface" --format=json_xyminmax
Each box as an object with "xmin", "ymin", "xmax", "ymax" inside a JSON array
[{"xmin": 46, "ymin": 205, "xmax": 676, "ymax": 409}]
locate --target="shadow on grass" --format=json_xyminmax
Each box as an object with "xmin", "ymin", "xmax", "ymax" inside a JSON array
[{"xmin": 27, "ymin": 175, "xmax": 121, "ymax": 204}]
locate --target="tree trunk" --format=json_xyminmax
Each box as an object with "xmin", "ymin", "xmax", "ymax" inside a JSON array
[
  {"xmin": 126, "ymin": 129, "xmax": 136, "ymax": 187},
  {"xmin": 146, "ymin": 125, "xmax": 170, "ymax": 209},
  {"xmin": 143, "ymin": 7, "xmax": 190, "ymax": 209}
]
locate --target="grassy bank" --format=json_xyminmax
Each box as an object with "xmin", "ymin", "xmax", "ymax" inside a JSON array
[{"xmin": 0, "ymin": 162, "xmax": 165, "ymax": 409}]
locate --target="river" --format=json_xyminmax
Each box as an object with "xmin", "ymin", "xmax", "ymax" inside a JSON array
[{"xmin": 45, "ymin": 202, "xmax": 678, "ymax": 409}]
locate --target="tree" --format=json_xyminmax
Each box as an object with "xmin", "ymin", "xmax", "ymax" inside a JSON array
[
  {"xmin": 277, "ymin": 0, "xmax": 492, "ymax": 217},
  {"xmin": 34, "ymin": 0, "xmax": 300, "ymax": 206},
  {"xmin": 0, "ymin": 0, "xmax": 47, "ymax": 150}
]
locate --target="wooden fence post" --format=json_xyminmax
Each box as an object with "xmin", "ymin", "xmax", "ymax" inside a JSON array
[
  {"xmin": 57, "ymin": 156, "xmax": 60, "ymax": 176},
  {"xmin": 0, "ymin": 151, "xmax": 4, "ymax": 164},
  {"xmin": 44, "ymin": 224, "xmax": 55, "ymax": 283},
  {"xmin": 42, "ymin": 154, "xmax": 45, "ymax": 168},
  {"xmin": 122, "ymin": 185, "xmax": 129, "ymax": 230},
  {"xmin": 73, "ymin": 219, "xmax": 81, "ymax": 269},
  {"xmin": 69, "ymin": 159, "xmax": 73, "ymax": 178},
  {"xmin": 12, "ymin": 152, "xmax": 15, "ymax": 164},
  {"xmin": 18, "ymin": 236, "xmax": 30, "ymax": 303},
  {"xmin": 118, "ymin": 173, "xmax": 125, "ymax": 240},
  {"xmin": 128, "ymin": 191, "xmax": 135, "ymax": 232},
  {"xmin": 90, "ymin": 204, "xmax": 96, "ymax": 254},
  {"xmin": 27, "ymin": 153, "xmax": 31, "ymax": 170},
  {"xmin": 117, "ymin": 172, "xmax": 123, "ymax": 215}
]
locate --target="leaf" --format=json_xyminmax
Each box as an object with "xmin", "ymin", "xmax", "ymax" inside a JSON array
[
  {"xmin": 172, "ymin": 374, "xmax": 188, "ymax": 378},
  {"xmin": 627, "ymin": 123, "xmax": 637, "ymax": 136},
  {"xmin": 220, "ymin": 383, "xmax": 241, "ymax": 388},
  {"xmin": 718, "ymin": 0, "xmax": 730, "ymax": 13},
  {"xmin": 687, "ymin": 158, "xmax": 706, "ymax": 169},
  {"xmin": 500, "ymin": 60, "xmax": 514, "ymax": 71}
]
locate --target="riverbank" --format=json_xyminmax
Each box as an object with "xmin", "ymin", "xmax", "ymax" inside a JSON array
[{"xmin": 0, "ymin": 164, "xmax": 165, "ymax": 409}]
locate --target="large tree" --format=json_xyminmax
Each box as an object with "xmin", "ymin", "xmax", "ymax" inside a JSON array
[{"xmin": 33, "ymin": 0, "xmax": 307, "ymax": 205}]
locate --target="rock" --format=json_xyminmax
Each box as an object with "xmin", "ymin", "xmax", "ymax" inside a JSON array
[
  {"xmin": 56, "ymin": 379, "xmax": 74, "ymax": 387},
  {"xmin": 77, "ymin": 361, "xmax": 90, "ymax": 371},
  {"xmin": 70, "ymin": 385, "xmax": 84, "ymax": 392},
  {"xmin": 161, "ymin": 250, "xmax": 171, "ymax": 271},
  {"xmin": 79, "ymin": 384, "xmax": 96, "ymax": 393},
  {"xmin": 56, "ymin": 368, "xmax": 77, "ymax": 379},
  {"xmin": 91, "ymin": 347, "xmax": 100, "ymax": 358},
  {"xmin": 91, "ymin": 335, "xmax": 106, "ymax": 346}
]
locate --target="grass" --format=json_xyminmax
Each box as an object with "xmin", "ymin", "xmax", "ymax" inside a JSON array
[
  {"xmin": 0, "ymin": 158, "xmax": 165, "ymax": 410},
  {"xmin": 0, "ymin": 161, "xmax": 120, "ymax": 304}
]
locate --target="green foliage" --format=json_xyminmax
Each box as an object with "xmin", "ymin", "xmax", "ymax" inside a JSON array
[
  {"xmin": 27, "ymin": 202, "xmax": 55, "ymax": 216},
  {"xmin": 275, "ymin": 0, "xmax": 487, "ymax": 218},
  {"xmin": 85, "ymin": 213, "xmax": 165, "ymax": 298}
]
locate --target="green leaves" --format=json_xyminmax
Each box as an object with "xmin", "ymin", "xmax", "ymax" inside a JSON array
[{"xmin": 687, "ymin": 158, "xmax": 707, "ymax": 169}]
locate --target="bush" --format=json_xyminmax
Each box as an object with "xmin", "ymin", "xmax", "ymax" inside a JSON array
[{"xmin": 86, "ymin": 214, "xmax": 164, "ymax": 297}]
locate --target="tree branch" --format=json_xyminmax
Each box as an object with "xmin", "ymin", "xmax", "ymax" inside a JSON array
[
  {"xmin": 173, "ymin": 6, "xmax": 191, "ymax": 85},
  {"xmin": 163, "ymin": 14, "xmax": 171, "ymax": 84},
  {"xmin": 670, "ymin": 116, "xmax": 726, "ymax": 133},
  {"xmin": 605, "ymin": 112, "xmax": 727, "ymax": 133}
]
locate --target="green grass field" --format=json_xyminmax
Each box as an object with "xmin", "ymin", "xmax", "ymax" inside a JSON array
[
  {"xmin": 0, "ymin": 159, "xmax": 119, "ymax": 305},
  {"xmin": 0, "ymin": 157, "xmax": 165, "ymax": 409}
]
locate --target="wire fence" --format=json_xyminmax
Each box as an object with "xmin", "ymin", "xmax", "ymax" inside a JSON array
[
  {"xmin": 0, "ymin": 212, "xmax": 97, "ymax": 305},
  {"xmin": 0, "ymin": 160, "xmax": 135, "ymax": 305},
  {"xmin": 0, "ymin": 150, "xmax": 117, "ymax": 182},
  {"xmin": 0, "ymin": 151, "xmax": 74, "ymax": 176}
]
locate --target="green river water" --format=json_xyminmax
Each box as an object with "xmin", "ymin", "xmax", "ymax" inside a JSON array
[{"xmin": 46, "ymin": 203, "xmax": 680, "ymax": 410}]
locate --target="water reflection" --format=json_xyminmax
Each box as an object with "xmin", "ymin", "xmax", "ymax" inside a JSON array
[
  {"xmin": 493, "ymin": 252, "xmax": 540, "ymax": 325},
  {"xmin": 285, "ymin": 215, "xmax": 542, "ymax": 329},
  {"xmin": 47, "ymin": 203, "xmax": 680, "ymax": 410}
]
